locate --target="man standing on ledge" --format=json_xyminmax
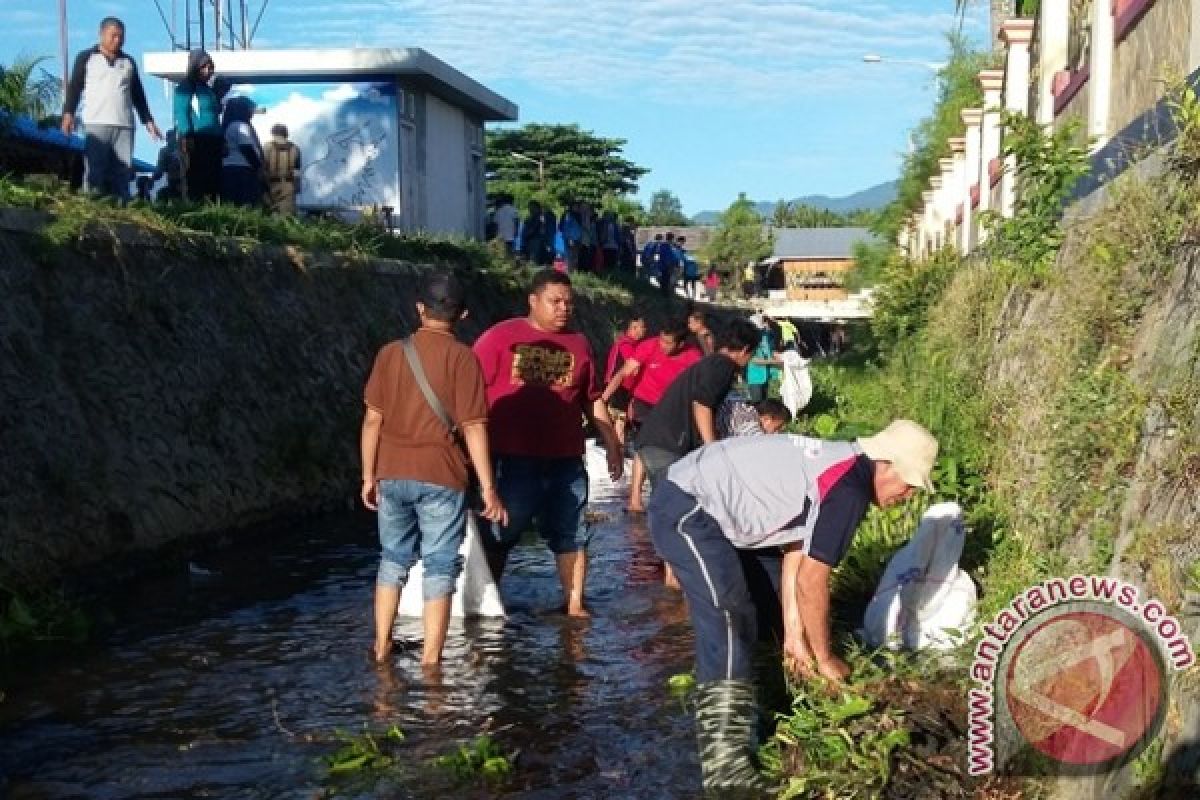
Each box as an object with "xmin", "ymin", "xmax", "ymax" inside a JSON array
[
  {"xmin": 647, "ymin": 420, "xmax": 938, "ymax": 793},
  {"xmin": 473, "ymin": 270, "xmax": 624, "ymax": 616},
  {"xmin": 62, "ymin": 17, "xmax": 162, "ymax": 198}
]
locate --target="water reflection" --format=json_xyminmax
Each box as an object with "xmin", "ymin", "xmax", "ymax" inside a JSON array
[{"xmin": 0, "ymin": 492, "xmax": 702, "ymax": 798}]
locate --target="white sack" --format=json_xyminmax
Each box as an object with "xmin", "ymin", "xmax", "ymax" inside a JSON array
[
  {"xmin": 863, "ymin": 501, "xmax": 977, "ymax": 651},
  {"xmin": 397, "ymin": 513, "xmax": 505, "ymax": 618}
]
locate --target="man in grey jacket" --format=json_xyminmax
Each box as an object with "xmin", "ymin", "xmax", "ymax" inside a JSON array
[
  {"xmin": 648, "ymin": 420, "xmax": 938, "ymax": 794},
  {"xmin": 61, "ymin": 17, "xmax": 162, "ymax": 198}
]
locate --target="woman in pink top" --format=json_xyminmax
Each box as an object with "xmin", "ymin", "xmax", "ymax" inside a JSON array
[
  {"xmin": 600, "ymin": 317, "xmax": 702, "ymax": 512},
  {"xmin": 603, "ymin": 315, "xmax": 647, "ymax": 445}
]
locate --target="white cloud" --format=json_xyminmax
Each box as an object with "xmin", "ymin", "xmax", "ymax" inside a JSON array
[{"xmin": 259, "ymin": 0, "xmax": 973, "ymax": 104}]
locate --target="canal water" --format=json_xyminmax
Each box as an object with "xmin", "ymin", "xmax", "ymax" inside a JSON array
[{"xmin": 0, "ymin": 450, "xmax": 703, "ymax": 798}]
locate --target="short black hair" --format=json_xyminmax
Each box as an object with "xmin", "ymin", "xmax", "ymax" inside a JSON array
[
  {"xmin": 688, "ymin": 308, "xmax": 710, "ymax": 326},
  {"xmin": 754, "ymin": 398, "xmax": 792, "ymax": 424},
  {"xmin": 271, "ymin": 123, "xmax": 288, "ymax": 137},
  {"xmin": 717, "ymin": 318, "xmax": 761, "ymax": 352},
  {"xmin": 99, "ymin": 16, "xmax": 125, "ymax": 31},
  {"xmin": 530, "ymin": 268, "xmax": 572, "ymax": 295},
  {"xmin": 661, "ymin": 316, "xmax": 691, "ymax": 341},
  {"xmin": 625, "ymin": 312, "xmax": 645, "ymax": 327},
  {"xmin": 418, "ymin": 270, "xmax": 466, "ymax": 321}
]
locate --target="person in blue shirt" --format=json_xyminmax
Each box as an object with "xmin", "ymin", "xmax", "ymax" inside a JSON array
[
  {"xmin": 745, "ymin": 324, "xmax": 776, "ymax": 403},
  {"xmin": 173, "ymin": 48, "xmax": 225, "ymax": 202},
  {"xmin": 658, "ymin": 232, "xmax": 680, "ymax": 296},
  {"xmin": 640, "ymin": 233, "xmax": 663, "ymax": 281},
  {"xmin": 679, "ymin": 236, "xmax": 701, "ymax": 299}
]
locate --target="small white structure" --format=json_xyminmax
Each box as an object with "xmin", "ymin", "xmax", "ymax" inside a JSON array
[{"xmin": 145, "ymin": 48, "xmax": 518, "ymax": 237}]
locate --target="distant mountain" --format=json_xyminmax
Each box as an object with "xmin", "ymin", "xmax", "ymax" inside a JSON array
[{"xmin": 691, "ymin": 180, "xmax": 897, "ymax": 225}]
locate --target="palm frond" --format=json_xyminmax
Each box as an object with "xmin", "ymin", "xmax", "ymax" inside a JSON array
[{"xmin": 0, "ymin": 55, "xmax": 62, "ymax": 122}]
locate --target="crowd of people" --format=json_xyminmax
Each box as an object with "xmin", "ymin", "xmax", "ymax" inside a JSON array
[
  {"xmin": 488, "ymin": 199, "xmax": 723, "ymax": 301},
  {"xmin": 62, "ymin": 17, "xmax": 302, "ymax": 212},
  {"xmin": 360, "ymin": 267, "xmax": 938, "ymax": 794}
]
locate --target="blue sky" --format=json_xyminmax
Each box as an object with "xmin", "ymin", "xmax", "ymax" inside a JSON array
[{"xmin": 2, "ymin": 0, "xmax": 986, "ymax": 215}]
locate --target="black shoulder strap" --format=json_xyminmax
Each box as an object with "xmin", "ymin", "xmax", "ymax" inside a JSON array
[{"xmin": 400, "ymin": 336, "xmax": 456, "ymax": 433}]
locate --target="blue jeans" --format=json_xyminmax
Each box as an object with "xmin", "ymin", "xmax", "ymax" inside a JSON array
[
  {"xmin": 376, "ymin": 479, "xmax": 466, "ymax": 600},
  {"xmin": 488, "ymin": 456, "xmax": 589, "ymax": 554}
]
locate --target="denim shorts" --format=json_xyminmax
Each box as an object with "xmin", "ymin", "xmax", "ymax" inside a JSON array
[
  {"xmin": 376, "ymin": 479, "xmax": 466, "ymax": 600},
  {"xmin": 488, "ymin": 456, "xmax": 589, "ymax": 554}
]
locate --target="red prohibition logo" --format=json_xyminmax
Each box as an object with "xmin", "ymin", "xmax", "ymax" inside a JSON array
[{"xmin": 1004, "ymin": 610, "xmax": 1165, "ymax": 767}]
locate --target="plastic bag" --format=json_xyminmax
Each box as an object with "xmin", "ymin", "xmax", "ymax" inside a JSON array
[
  {"xmin": 863, "ymin": 502, "xmax": 976, "ymax": 650},
  {"xmin": 397, "ymin": 513, "xmax": 505, "ymax": 618},
  {"xmin": 778, "ymin": 350, "xmax": 812, "ymax": 418}
]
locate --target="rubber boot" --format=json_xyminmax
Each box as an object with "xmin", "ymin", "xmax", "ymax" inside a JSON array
[{"xmin": 694, "ymin": 679, "xmax": 775, "ymax": 797}]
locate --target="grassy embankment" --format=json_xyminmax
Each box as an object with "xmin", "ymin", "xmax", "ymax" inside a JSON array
[{"xmin": 760, "ymin": 93, "xmax": 1200, "ymax": 799}]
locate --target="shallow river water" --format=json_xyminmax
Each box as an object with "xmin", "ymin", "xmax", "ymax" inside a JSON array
[{"xmin": 0, "ymin": 461, "xmax": 705, "ymax": 799}]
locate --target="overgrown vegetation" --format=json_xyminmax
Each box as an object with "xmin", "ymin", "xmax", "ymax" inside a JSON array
[
  {"xmin": 979, "ymin": 112, "xmax": 1091, "ymax": 284},
  {"xmin": 777, "ymin": 56, "xmax": 1200, "ymax": 800}
]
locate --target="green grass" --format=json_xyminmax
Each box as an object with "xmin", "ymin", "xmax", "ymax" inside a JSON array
[{"xmin": 0, "ymin": 174, "xmax": 491, "ymax": 268}]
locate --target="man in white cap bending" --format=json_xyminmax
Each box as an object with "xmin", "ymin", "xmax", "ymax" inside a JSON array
[{"xmin": 647, "ymin": 419, "xmax": 938, "ymax": 794}]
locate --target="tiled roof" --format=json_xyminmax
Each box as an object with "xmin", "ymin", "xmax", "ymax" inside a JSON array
[{"xmin": 769, "ymin": 227, "xmax": 881, "ymax": 260}]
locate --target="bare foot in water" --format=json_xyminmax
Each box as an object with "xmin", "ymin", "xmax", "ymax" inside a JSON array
[
  {"xmin": 564, "ymin": 605, "xmax": 592, "ymax": 619},
  {"xmin": 372, "ymin": 642, "xmax": 393, "ymax": 665}
]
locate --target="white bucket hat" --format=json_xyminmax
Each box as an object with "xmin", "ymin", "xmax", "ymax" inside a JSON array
[{"xmin": 857, "ymin": 420, "xmax": 939, "ymax": 491}]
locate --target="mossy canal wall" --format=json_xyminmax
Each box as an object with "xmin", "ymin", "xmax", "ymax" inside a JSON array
[{"xmin": 0, "ymin": 211, "xmax": 668, "ymax": 590}]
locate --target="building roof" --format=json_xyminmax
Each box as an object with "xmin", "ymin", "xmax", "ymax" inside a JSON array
[
  {"xmin": 769, "ymin": 227, "xmax": 881, "ymax": 260},
  {"xmin": 143, "ymin": 48, "xmax": 518, "ymax": 121}
]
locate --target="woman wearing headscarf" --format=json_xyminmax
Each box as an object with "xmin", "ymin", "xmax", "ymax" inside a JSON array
[
  {"xmin": 172, "ymin": 48, "xmax": 223, "ymax": 202},
  {"xmin": 220, "ymin": 96, "xmax": 265, "ymax": 207}
]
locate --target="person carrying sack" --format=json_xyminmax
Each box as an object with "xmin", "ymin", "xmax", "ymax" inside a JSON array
[
  {"xmin": 359, "ymin": 270, "xmax": 507, "ymax": 666},
  {"xmin": 264, "ymin": 123, "xmax": 302, "ymax": 214}
]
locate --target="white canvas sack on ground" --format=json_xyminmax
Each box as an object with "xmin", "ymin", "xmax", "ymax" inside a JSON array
[
  {"xmin": 779, "ymin": 350, "xmax": 812, "ymax": 418},
  {"xmin": 397, "ymin": 513, "xmax": 505, "ymax": 618},
  {"xmin": 863, "ymin": 501, "xmax": 977, "ymax": 650}
]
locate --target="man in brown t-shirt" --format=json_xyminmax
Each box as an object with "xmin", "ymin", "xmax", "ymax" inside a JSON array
[{"xmin": 360, "ymin": 271, "xmax": 506, "ymax": 665}]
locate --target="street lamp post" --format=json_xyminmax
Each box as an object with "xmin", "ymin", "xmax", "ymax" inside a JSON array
[
  {"xmin": 862, "ymin": 54, "xmax": 947, "ymax": 71},
  {"xmin": 510, "ymin": 152, "xmax": 545, "ymax": 187}
]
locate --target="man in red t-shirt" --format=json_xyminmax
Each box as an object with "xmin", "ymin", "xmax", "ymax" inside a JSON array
[
  {"xmin": 600, "ymin": 316, "xmax": 702, "ymax": 513},
  {"xmin": 473, "ymin": 270, "xmax": 624, "ymax": 616},
  {"xmin": 603, "ymin": 314, "xmax": 646, "ymax": 445}
]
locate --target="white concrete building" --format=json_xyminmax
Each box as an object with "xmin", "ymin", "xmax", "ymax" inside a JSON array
[{"xmin": 145, "ymin": 48, "xmax": 518, "ymax": 238}]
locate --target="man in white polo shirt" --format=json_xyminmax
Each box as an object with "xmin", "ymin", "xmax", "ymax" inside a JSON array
[
  {"xmin": 61, "ymin": 17, "xmax": 162, "ymax": 198},
  {"xmin": 647, "ymin": 420, "xmax": 938, "ymax": 794}
]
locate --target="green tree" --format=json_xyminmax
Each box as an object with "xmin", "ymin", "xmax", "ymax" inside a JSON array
[
  {"xmin": 601, "ymin": 192, "xmax": 647, "ymax": 224},
  {"xmin": 0, "ymin": 56, "xmax": 61, "ymax": 128},
  {"xmin": 771, "ymin": 199, "xmax": 878, "ymax": 228},
  {"xmin": 703, "ymin": 193, "xmax": 774, "ymax": 270},
  {"xmin": 645, "ymin": 188, "xmax": 689, "ymax": 226},
  {"xmin": 485, "ymin": 123, "xmax": 648, "ymax": 210}
]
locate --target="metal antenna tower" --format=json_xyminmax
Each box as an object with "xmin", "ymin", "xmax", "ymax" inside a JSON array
[{"xmin": 151, "ymin": 0, "xmax": 272, "ymax": 51}]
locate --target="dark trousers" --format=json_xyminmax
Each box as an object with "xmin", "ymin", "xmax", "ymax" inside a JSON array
[
  {"xmin": 648, "ymin": 479, "xmax": 759, "ymax": 682},
  {"xmin": 660, "ymin": 267, "xmax": 675, "ymax": 296},
  {"xmin": 221, "ymin": 166, "xmax": 263, "ymax": 207},
  {"xmin": 183, "ymin": 134, "xmax": 223, "ymax": 203}
]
